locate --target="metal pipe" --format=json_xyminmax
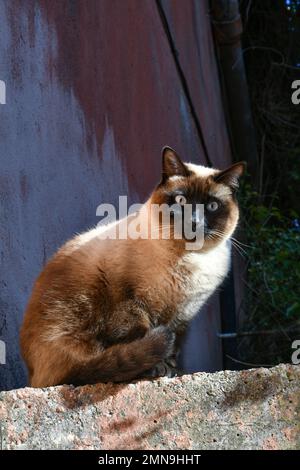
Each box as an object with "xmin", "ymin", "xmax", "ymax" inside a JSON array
[
  {"xmin": 210, "ymin": 0, "xmax": 259, "ymax": 371},
  {"xmin": 217, "ymin": 327, "xmax": 300, "ymax": 338},
  {"xmin": 210, "ymin": 0, "xmax": 259, "ymax": 183}
]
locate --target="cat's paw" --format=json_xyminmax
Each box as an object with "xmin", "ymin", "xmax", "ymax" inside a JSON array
[{"xmin": 144, "ymin": 358, "xmax": 178, "ymax": 379}]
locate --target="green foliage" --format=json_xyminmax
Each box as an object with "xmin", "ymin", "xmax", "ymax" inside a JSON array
[
  {"xmin": 236, "ymin": 1, "xmax": 300, "ymax": 366},
  {"xmin": 241, "ymin": 183, "xmax": 300, "ymax": 320},
  {"xmin": 238, "ymin": 181, "xmax": 300, "ymax": 364}
]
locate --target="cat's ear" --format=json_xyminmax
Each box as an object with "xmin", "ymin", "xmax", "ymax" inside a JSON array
[
  {"xmin": 214, "ymin": 162, "xmax": 246, "ymax": 190},
  {"xmin": 162, "ymin": 146, "xmax": 189, "ymax": 181}
]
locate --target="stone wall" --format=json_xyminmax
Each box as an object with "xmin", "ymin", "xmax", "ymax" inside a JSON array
[{"xmin": 0, "ymin": 364, "xmax": 299, "ymax": 450}]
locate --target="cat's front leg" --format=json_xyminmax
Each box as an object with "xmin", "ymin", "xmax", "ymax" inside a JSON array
[
  {"xmin": 142, "ymin": 320, "xmax": 188, "ymax": 379},
  {"xmin": 148, "ymin": 320, "xmax": 189, "ymax": 378}
]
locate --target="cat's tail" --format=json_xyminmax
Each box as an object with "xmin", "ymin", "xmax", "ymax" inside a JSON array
[{"xmin": 62, "ymin": 326, "xmax": 175, "ymax": 385}]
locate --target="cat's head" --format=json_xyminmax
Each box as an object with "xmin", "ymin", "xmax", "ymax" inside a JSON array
[{"xmin": 150, "ymin": 147, "xmax": 245, "ymax": 251}]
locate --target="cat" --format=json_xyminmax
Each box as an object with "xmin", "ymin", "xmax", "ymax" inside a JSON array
[{"xmin": 20, "ymin": 147, "xmax": 245, "ymax": 387}]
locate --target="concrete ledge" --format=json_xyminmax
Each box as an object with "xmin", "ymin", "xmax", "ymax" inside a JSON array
[{"xmin": 0, "ymin": 364, "xmax": 299, "ymax": 450}]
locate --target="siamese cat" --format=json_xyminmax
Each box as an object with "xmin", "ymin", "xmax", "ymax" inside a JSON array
[{"xmin": 20, "ymin": 147, "xmax": 245, "ymax": 387}]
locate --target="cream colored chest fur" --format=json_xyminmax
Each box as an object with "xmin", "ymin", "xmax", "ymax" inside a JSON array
[{"xmin": 175, "ymin": 241, "xmax": 231, "ymax": 322}]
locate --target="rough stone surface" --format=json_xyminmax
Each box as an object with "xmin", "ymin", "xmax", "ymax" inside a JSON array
[{"xmin": 0, "ymin": 364, "xmax": 299, "ymax": 450}]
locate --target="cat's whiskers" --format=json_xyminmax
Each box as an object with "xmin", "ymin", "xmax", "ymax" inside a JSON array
[
  {"xmin": 230, "ymin": 236, "xmax": 252, "ymax": 249},
  {"xmin": 208, "ymin": 229, "xmax": 247, "ymax": 258},
  {"xmin": 212, "ymin": 230, "xmax": 248, "ymax": 252}
]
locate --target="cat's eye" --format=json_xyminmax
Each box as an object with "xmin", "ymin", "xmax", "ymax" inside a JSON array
[
  {"xmin": 175, "ymin": 195, "xmax": 186, "ymax": 206},
  {"xmin": 206, "ymin": 201, "xmax": 219, "ymax": 212}
]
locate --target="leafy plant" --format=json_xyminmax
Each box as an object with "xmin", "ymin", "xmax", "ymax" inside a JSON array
[
  {"xmin": 235, "ymin": 0, "xmax": 300, "ymax": 366},
  {"xmin": 237, "ymin": 180, "xmax": 300, "ymax": 365}
]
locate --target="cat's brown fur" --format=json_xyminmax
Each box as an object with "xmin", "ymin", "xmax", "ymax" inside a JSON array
[{"xmin": 20, "ymin": 148, "xmax": 245, "ymax": 387}]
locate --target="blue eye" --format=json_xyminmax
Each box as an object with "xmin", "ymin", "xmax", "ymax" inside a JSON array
[{"xmin": 206, "ymin": 201, "xmax": 219, "ymax": 212}]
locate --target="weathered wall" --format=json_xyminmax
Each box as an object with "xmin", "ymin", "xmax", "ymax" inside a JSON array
[
  {"xmin": 0, "ymin": 364, "xmax": 299, "ymax": 450},
  {"xmin": 0, "ymin": 0, "xmax": 231, "ymax": 390}
]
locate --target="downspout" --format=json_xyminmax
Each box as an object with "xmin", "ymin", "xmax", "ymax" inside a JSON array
[
  {"xmin": 210, "ymin": 1, "xmax": 258, "ymax": 370},
  {"xmin": 210, "ymin": 0, "xmax": 258, "ymax": 181}
]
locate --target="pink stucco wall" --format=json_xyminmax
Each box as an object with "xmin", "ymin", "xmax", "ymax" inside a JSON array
[{"xmin": 0, "ymin": 0, "xmax": 231, "ymax": 390}]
